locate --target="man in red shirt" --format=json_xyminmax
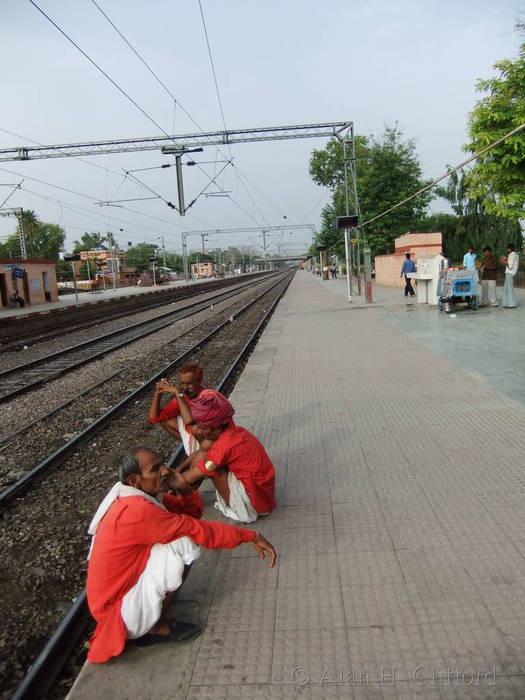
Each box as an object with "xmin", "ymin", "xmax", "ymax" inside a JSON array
[
  {"xmin": 86, "ymin": 447, "xmax": 275, "ymax": 663},
  {"xmin": 172, "ymin": 393, "xmax": 276, "ymax": 523},
  {"xmin": 148, "ymin": 362, "xmax": 226, "ymax": 456}
]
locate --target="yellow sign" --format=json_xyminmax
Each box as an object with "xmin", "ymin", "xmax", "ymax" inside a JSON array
[{"xmin": 351, "ymin": 238, "xmax": 357, "ymax": 244}]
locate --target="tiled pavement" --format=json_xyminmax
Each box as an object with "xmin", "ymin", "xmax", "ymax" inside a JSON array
[{"xmin": 68, "ymin": 271, "xmax": 525, "ymax": 699}]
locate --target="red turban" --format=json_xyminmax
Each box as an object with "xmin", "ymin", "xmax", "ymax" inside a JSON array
[{"xmin": 190, "ymin": 390, "xmax": 234, "ymax": 428}]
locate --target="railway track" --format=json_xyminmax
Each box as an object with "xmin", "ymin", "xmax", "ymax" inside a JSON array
[
  {"xmin": 0, "ymin": 273, "xmax": 278, "ymax": 404},
  {"xmin": 6, "ymin": 269, "xmax": 293, "ymax": 700},
  {"xmin": 0, "ymin": 271, "xmax": 272, "ymax": 351}
]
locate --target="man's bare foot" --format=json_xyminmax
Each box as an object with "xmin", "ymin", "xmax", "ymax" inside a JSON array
[{"xmin": 148, "ymin": 619, "xmax": 171, "ymax": 636}]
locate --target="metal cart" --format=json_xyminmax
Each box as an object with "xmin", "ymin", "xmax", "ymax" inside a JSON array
[{"xmin": 437, "ymin": 267, "xmax": 479, "ymax": 312}]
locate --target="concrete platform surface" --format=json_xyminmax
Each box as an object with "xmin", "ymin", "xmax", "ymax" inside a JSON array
[
  {"xmin": 323, "ymin": 274, "xmax": 525, "ymax": 409},
  {"xmin": 68, "ymin": 270, "xmax": 525, "ymax": 699}
]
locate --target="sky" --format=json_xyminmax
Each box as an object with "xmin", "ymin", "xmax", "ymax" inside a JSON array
[{"xmin": 0, "ymin": 0, "xmax": 522, "ymax": 256}]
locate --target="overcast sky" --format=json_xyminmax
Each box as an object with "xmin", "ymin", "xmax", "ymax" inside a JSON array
[{"xmin": 0, "ymin": 0, "xmax": 522, "ymax": 255}]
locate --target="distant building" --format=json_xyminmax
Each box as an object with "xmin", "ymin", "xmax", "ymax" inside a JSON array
[
  {"xmin": 79, "ymin": 249, "xmax": 137, "ymax": 286},
  {"xmin": 0, "ymin": 258, "xmax": 58, "ymax": 308},
  {"xmin": 191, "ymin": 262, "xmax": 215, "ymax": 279}
]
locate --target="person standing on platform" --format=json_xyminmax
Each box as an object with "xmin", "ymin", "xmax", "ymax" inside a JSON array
[
  {"xmin": 331, "ymin": 260, "xmax": 337, "ymax": 279},
  {"xmin": 480, "ymin": 246, "xmax": 498, "ymax": 307},
  {"xmin": 86, "ymin": 447, "xmax": 275, "ymax": 663},
  {"xmin": 501, "ymin": 243, "xmax": 519, "ymax": 308},
  {"xmin": 463, "ymin": 246, "xmax": 477, "ymax": 270},
  {"xmin": 172, "ymin": 392, "xmax": 276, "ymax": 524},
  {"xmin": 148, "ymin": 363, "xmax": 225, "ymax": 456},
  {"xmin": 400, "ymin": 253, "xmax": 416, "ymax": 297}
]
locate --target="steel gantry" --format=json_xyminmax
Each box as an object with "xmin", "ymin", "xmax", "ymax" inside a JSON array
[
  {"xmin": 0, "ymin": 120, "xmax": 360, "ymax": 296},
  {"xmin": 181, "ymin": 224, "xmax": 315, "ymax": 281},
  {"xmin": 0, "ymin": 122, "xmax": 352, "ymax": 162}
]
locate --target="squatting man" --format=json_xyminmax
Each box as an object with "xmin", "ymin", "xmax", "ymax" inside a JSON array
[
  {"xmin": 86, "ymin": 447, "xmax": 276, "ymax": 663},
  {"xmin": 167, "ymin": 389, "xmax": 276, "ymax": 523},
  {"xmin": 149, "ymin": 363, "xmax": 276, "ymax": 524}
]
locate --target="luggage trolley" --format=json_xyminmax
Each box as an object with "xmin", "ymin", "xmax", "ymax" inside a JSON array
[{"xmin": 437, "ymin": 266, "xmax": 479, "ymax": 312}]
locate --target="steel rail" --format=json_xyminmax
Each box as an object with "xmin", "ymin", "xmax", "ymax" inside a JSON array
[
  {"xmin": 0, "ymin": 275, "xmax": 276, "ymax": 448},
  {"xmin": 8, "ymin": 269, "xmax": 293, "ymax": 700},
  {"xmin": 0, "ymin": 271, "xmax": 272, "ymax": 351},
  {"xmin": 0, "ymin": 273, "xmax": 278, "ymax": 404},
  {"xmin": 0, "ymin": 369, "xmax": 123, "ymax": 446},
  {"xmin": 0, "ymin": 271, "xmax": 290, "ymax": 508}
]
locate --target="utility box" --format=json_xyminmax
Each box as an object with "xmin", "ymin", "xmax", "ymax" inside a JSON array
[{"xmin": 414, "ymin": 254, "xmax": 444, "ymax": 306}]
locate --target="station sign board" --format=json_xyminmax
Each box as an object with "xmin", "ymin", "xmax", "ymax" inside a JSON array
[
  {"xmin": 13, "ymin": 266, "xmax": 24, "ymax": 279},
  {"xmin": 334, "ymin": 215, "xmax": 358, "ymax": 229}
]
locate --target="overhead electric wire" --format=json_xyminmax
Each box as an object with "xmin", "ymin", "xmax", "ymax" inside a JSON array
[
  {"xmin": 197, "ymin": 0, "xmax": 230, "ymax": 154},
  {"xmin": 16, "ymin": 183, "xmax": 173, "ymax": 238},
  {"xmin": 232, "ymin": 164, "xmax": 287, "ymax": 219},
  {"xmin": 327, "ymin": 121, "xmax": 525, "ymax": 252},
  {"xmin": 29, "ymin": 0, "xmax": 170, "ymax": 136},
  {"xmin": 186, "ymin": 159, "xmax": 232, "ymax": 210},
  {"xmin": 0, "ymin": 181, "xmax": 23, "ymax": 209},
  {"xmin": 88, "ymin": 0, "xmax": 280, "ymax": 225},
  {"xmin": 123, "ymin": 170, "xmax": 176, "ymax": 209},
  {"xmin": 300, "ymin": 191, "xmax": 329, "ymax": 224},
  {"xmin": 28, "ymin": 1, "xmax": 277, "ymax": 228},
  {"xmin": 233, "ymin": 174, "xmax": 269, "ymax": 226}
]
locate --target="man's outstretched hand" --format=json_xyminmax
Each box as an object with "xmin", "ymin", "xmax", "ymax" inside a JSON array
[{"xmin": 253, "ymin": 533, "xmax": 276, "ymax": 568}]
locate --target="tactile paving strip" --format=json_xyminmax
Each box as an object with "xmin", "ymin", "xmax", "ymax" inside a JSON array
[
  {"xmin": 191, "ymin": 629, "xmax": 274, "ymax": 685},
  {"xmin": 275, "ymin": 586, "xmax": 346, "ymax": 631}
]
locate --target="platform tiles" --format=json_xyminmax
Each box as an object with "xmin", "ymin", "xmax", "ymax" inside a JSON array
[{"xmin": 69, "ymin": 271, "xmax": 525, "ymax": 699}]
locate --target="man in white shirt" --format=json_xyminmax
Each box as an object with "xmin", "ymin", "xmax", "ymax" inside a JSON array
[
  {"xmin": 463, "ymin": 246, "xmax": 477, "ymax": 270},
  {"xmin": 500, "ymin": 243, "xmax": 519, "ymax": 308}
]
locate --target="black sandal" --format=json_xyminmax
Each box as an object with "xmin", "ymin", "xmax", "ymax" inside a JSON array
[{"xmin": 133, "ymin": 620, "xmax": 201, "ymax": 647}]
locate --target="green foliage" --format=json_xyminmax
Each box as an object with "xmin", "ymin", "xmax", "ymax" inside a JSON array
[
  {"xmin": 56, "ymin": 259, "xmax": 73, "ymax": 282},
  {"xmin": 464, "ymin": 35, "xmax": 525, "ymax": 220},
  {"xmin": 0, "ymin": 232, "xmax": 20, "ymax": 259},
  {"xmin": 78, "ymin": 259, "xmax": 97, "ymax": 281},
  {"xmin": 417, "ymin": 168, "xmax": 522, "ymax": 262},
  {"xmin": 309, "ymin": 126, "xmax": 432, "ymax": 256},
  {"xmin": 73, "ymin": 232, "xmax": 108, "ymax": 253},
  {"xmin": 0, "ymin": 210, "xmax": 65, "ymax": 259},
  {"xmin": 165, "ymin": 252, "xmax": 183, "ymax": 271},
  {"xmin": 125, "ymin": 243, "xmax": 158, "ymax": 273}
]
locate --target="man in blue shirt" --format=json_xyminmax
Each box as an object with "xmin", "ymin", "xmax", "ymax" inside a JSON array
[
  {"xmin": 400, "ymin": 253, "xmax": 416, "ymax": 297},
  {"xmin": 463, "ymin": 246, "xmax": 477, "ymax": 270}
]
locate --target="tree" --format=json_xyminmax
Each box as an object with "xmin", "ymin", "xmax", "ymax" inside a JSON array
[
  {"xmin": 125, "ymin": 243, "xmax": 158, "ymax": 273},
  {"xmin": 73, "ymin": 232, "xmax": 107, "ymax": 253},
  {"xmin": 0, "ymin": 211, "xmax": 65, "ymax": 259},
  {"xmin": 464, "ymin": 33, "xmax": 525, "ymax": 220},
  {"xmin": 309, "ymin": 125, "xmax": 432, "ymax": 256},
  {"xmin": 165, "ymin": 252, "xmax": 183, "ymax": 272},
  {"xmin": 78, "ymin": 259, "xmax": 97, "ymax": 280},
  {"xmin": 416, "ymin": 169, "xmax": 522, "ymax": 262}
]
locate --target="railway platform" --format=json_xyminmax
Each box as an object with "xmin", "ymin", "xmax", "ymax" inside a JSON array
[{"xmin": 68, "ymin": 270, "xmax": 525, "ymax": 699}]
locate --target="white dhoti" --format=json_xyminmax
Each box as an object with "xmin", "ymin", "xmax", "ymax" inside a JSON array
[
  {"xmin": 214, "ymin": 471, "xmax": 260, "ymax": 524},
  {"xmin": 177, "ymin": 415, "xmax": 199, "ymax": 456},
  {"xmin": 121, "ymin": 536, "xmax": 201, "ymax": 639}
]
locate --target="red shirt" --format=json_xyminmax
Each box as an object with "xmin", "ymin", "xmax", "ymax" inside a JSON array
[
  {"xmin": 196, "ymin": 424, "xmax": 276, "ymax": 514},
  {"xmin": 86, "ymin": 491, "xmax": 255, "ymax": 663}
]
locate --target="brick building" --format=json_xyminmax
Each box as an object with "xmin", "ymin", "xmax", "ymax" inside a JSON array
[
  {"xmin": 0, "ymin": 259, "xmax": 58, "ymax": 308},
  {"xmin": 374, "ymin": 232, "xmax": 442, "ymax": 287}
]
